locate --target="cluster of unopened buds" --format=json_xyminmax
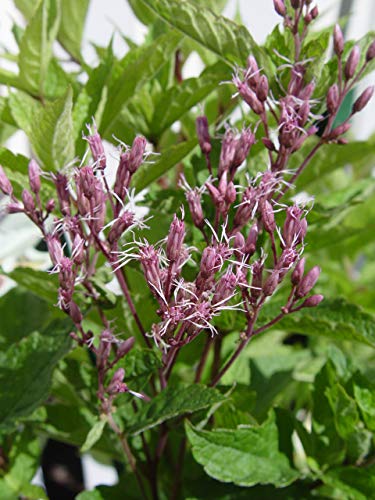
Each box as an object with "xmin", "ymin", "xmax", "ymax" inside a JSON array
[{"xmin": 0, "ymin": 0, "xmax": 374, "ymax": 401}]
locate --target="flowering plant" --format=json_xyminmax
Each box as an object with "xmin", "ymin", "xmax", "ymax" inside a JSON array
[{"xmin": 0, "ymin": 0, "xmax": 375, "ymax": 498}]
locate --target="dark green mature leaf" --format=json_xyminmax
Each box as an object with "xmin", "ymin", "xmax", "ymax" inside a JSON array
[
  {"xmin": 127, "ymin": 384, "xmax": 226, "ymax": 435},
  {"xmin": 58, "ymin": 0, "xmax": 89, "ymax": 61},
  {"xmin": 185, "ymin": 410, "xmax": 298, "ymax": 487},
  {"xmin": 353, "ymin": 374, "xmax": 375, "ymax": 431},
  {"xmin": 260, "ymin": 298, "xmax": 375, "ymax": 348},
  {"xmin": 150, "ymin": 62, "xmax": 230, "ymax": 136},
  {"xmin": 8, "ymin": 268, "xmax": 59, "ymax": 304},
  {"xmin": 101, "ymin": 31, "xmax": 181, "ymax": 134},
  {"xmin": 18, "ymin": 0, "xmax": 61, "ymax": 97},
  {"xmin": 0, "ymin": 319, "xmax": 72, "ymax": 431},
  {"xmin": 138, "ymin": 0, "xmax": 269, "ymax": 69},
  {"xmin": 322, "ymin": 466, "xmax": 375, "ymax": 500},
  {"xmin": 326, "ymin": 383, "xmax": 359, "ymax": 439},
  {"xmin": 133, "ymin": 139, "xmax": 198, "ymax": 190}
]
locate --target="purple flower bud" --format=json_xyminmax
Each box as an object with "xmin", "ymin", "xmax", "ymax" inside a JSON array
[
  {"xmin": 327, "ymin": 84, "xmax": 339, "ymax": 114},
  {"xmin": 333, "ymin": 24, "xmax": 344, "ymax": 56},
  {"xmin": 232, "ymin": 128, "xmax": 255, "ymax": 171},
  {"xmin": 233, "ymin": 187, "xmax": 256, "ymax": 230},
  {"xmin": 69, "ymin": 301, "xmax": 83, "ymax": 324},
  {"xmin": 46, "ymin": 199, "xmax": 55, "ymax": 212},
  {"xmin": 218, "ymin": 129, "xmax": 236, "ymax": 176},
  {"xmin": 84, "ymin": 123, "xmax": 106, "ymax": 169},
  {"xmin": 54, "ymin": 173, "xmax": 71, "ymax": 215},
  {"xmin": 291, "ymin": 0, "xmax": 300, "ymax": 9},
  {"xmin": 77, "ymin": 166, "xmax": 96, "ymax": 199},
  {"xmin": 246, "ymin": 56, "xmax": 260, "ymax": 89},
  {"xmin": 233, "ymin": 231, "xmax": 245, "ymax": 257},
  {"xmin": 206, "ymin": 182, "xmax": 223, "ymax": 208},
  {"xmin": 59, "ymin": 257, "xmax": 75, "ymax": 290},
  {"xmin": 251, "ymin": 260, "xmax": 263, "ymax": 299},
  {"xmin": 212, "ymin": 271, "xmax": 237, "ymax": 304},
  {"xmin": 298, "ymin": 101, "xmax": 310, "ymax": 126},
  {"xmin": 28, "ymin": 159, "xmax": 41, "ymax": 195},
  {"xmin": 116, "ymin": 337, "xmax": 135, "ymax": 359},
  {"xmin": 256, "ymin": 75, "xmax": 269, "ymax": 102},
  {"xmin": 301, "ymin": 294, "xmax": 324, "ymax": 308},
  {"xmin": 234, "ymin": 78, "xmax": 264, "ymax": 114},
  {"xmin": 263, "ymin": 270, "xmax": 279, "ymax": 297},
  {"xmin": 200, "ymin": 247, "xmax": 218, "ymax": 278},
  {"xmin": 46, "ymin": 234, "xmax": 64, "ymax": 266},
  {"xmin": 282, "ymin": 205, "xmax": 306, "ymax": 248},
  {"xmin": 273, "ymin": 0, "xmax": 286, "ymax": 16},
  {"xmin": 22, "ymin": 189, "xmax": 35, "ymax": 213},
  {"xmin": 107, "ymin": 368, "xmax": 126, "ymax": 395},
  {"xmin": 262, "ymin": 137, "xmax": 276, "ymax": 152},
  {"xmin": 0, "ymin": 165, "xmax": 13, "ymax": 195},
  {"xmin": 225, "ymin": 182, "xmax": 237, "ymax": 205},
  {"xmin": 166, "ymin": 214, "xmax": 185, "ymax": 262},
  {"xmin": 366, "ymin": 40, "xmax": 375, "ymax": 61},
  {"xmin": 345, "ymin": 45, "xmax": 360, "ymax": 80},
  {"xmin": 299, "ymin": 82, "xmax": 315, "ymax": 100},
  {"xmin": 196, "ymin": 116, "xmax": 211, "ymax": 155},
  {"xmin": 108, "ymin": 211, "xmax": 135, "ymax": 244},
  {"xmin": 329, "ymin": 122, "xmax": 351, "ymax": 139},
  {"xmin": 128, "ymin": 136, "xmax": 147, "ymax": 174},
  {"xmin": 352, "ymin": 86, "xmax": 374, "ymax": 114},
  {"xmin": 261, "ymin": 200, "xmax": 276, "ymax": 234},
  {"xmin": 186, "ymin": 189, "xmax": 204, "ymax": 229},
  {"xmin": 296, "ymin": 265, "xmax": 321, "ymax": 298},
  {"xmin": 139, "ymin": 245, "xmax": 161, "ymax": 291},
  {"xmin": 291, "ymin": 257, "xmax": 305, "ymax": 286},
  {"xmin": 7, "ymin": 202, "xmax": 23, "ymax": 213},
  {"xmin": 310, "ymin": 5, "xmax": 318, "ymax": 19},
  {"xmin": 72, "ymin": 234, "xmax": 85, "ymax": 265},
  {"xmin": 245, "ymin": 223, "xmax": 258, "ymax": 256}
]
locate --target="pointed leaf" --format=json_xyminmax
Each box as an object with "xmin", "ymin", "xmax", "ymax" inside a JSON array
[
  {"xmin": 58, "ymin": 0, "xmax": 89, "ymax": 61},
  {"xmin": 185, "ymin": 411, "xmax": 298, "ymax": 487}
]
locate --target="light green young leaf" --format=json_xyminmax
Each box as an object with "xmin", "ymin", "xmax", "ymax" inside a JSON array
[
  {"xmin": 127, "ymin": 384, "xmax": 226, "ymax": 435},
  {"xmin": 14, "ymin": 0, "xmax": 38, "ymax": 19},
  {"xmin": 185, "ymin": 410, "xmax": 298, "ymax": 487},
  {"xmin": 150, "ymin": 62, "xmax": 230, "ymax": 136},
  {"xmin": 102, "ymin": 31, "xmax": 181, "ymax": 134},
  {"xmin": 18, "ymin": 0, "xmax": 61, "ymax": 97},
  {"xmin": 0, "ymin": 319, "xmax": 72, "ymax": 431},
  {"xmin": 133, "ymin": 139, "xmax": 198, "ymax": 191},
  {"xmin": 81, "ymin": 417, "xmax": 108, "ymax": 453},
  {"xmin": 34, "ymin": 87, "xmax": 75, "ymax": 169},
  {"xmin": 8, "ymin": 91, "xmax": 42, "ymax": 137},
  {"xmin": 138, "ymin": 0, "xmax": 270, "ymax": 70},
  {"xmin": 58, "ymin": 0, "xmax": 89, "ymax": 61}
]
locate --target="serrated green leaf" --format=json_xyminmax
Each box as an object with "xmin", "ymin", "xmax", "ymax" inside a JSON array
[
  {"xmin": 133, "ymin": 139, "xmax": 197, "ymax": 191},
  {"xmin": 0, "ymin": 319, "xmax": 72, "ymax": 431},
  {"xmin": 150, "ymin": 62, "xmax": 229, "ymax": 136},
  {"xmin": 259, "ymin": 298, "xmax": 375, "ymax": 347},
  {"xmin": 18, "ymin": 0, "xmax": 61, "ymax": 97},
  {"xmin": 138, "ymin": 0, "xmax": 269, "ymax": 70},
  {"xmin": 34, "ymin": 87, "xmax": 75, "ymax": 168},
  {"xmin": 81, "ymin": 417, "xmax": 108, "ymax": 453},
  {"xmin": 185, "ymin": 410, "xmax": 298, "ymax": 487},
  {"xmin": 58, "ymin": 0, "xmax": 89, "ymax": 61},
  {"xmin": 127, "ymin": 384, "xmax": 226, "ymax": 435},
  {"xmin": 102, "ymin": 31, "xmax": 181, "ymax": 134}
]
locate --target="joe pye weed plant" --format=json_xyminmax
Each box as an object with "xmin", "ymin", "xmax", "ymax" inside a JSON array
[{"xmin": 0, "ymin": 0, "xmax": 375, "ymax": 498}]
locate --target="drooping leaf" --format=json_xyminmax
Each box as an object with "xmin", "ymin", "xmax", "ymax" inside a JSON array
[
  {"xmin": 185, "ymin": 410, "xmax": 299, "ymax": 487},
  {"xmin": 259, "ymin": 298, "xmax": 375, "ymax": 348},
  {"xmin": 138, "ymin": 0, "xmax": 270, "ymax": 70},
  {"xmin": 0, "ymin": 319, "xmax": 72, "ymax": 431},
  {"xmin": 18, "ymin": 0, "xmax": 61, "ymax": 97},
  {"xmin": 126, "ymin": 384, "xmax": 226, "ymax": 435},
  {"xmin": 149, "ymin": 62, "xmax": 230, "ymax": 136},
  {"xmin": 58, "ymin": 0, "xmax": 89, "ymax": 61},
  {"xmin": 101, "ymin": 31, "xmax": 181, "ymax": 134}
]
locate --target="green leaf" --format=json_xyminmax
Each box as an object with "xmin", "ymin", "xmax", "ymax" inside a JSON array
[
  {"xmin": 0, "ymin": 319, "xmax": 72, "ymax": 431},
  {"xmin": 322, "ymin": 466, "xmax": 375, "ymax": 500},
  {"xmin": 127, "ymin": 384, "xmax": 226, "ymax": 435},
  {"xmin": 353, "ymin": 374, "xmax": 375, "ymax": 431},
  {"xmin": 133, "ymin": 139, "xmax": 198, "ymax": 191},
  {"xmin": 8, "ymin": 91, "xmax": 42, "ymax": 137},
  {"xmin": 185, "ymin": 410, "xmax": 299, "ymax": 487},
  {"xmin": 35, "ymin": 88, "xmax": 75, "ymax": 169},
  {"xmin": 325, "ymin": 383, "xmax": 359, "ymax": 439},
  {"xmin": 260, "ymin": 298, "xmax": 375, "ymax": 348},
  {"xmin": 81, "ymin": 417, "xmax": 108, "ymax": 453},
  {"xmin": 102, "ymin": 31, "xmax": 181, "ymax": 134},
  {"xmin": 14, "ymin": 0, "xmax": 38, "ymax": 19},
  {"xmin": 150, "ymin": 62, "xmax": 230, "ymax": 136},
  {"xmin": 138, "ymin": 0, "xmax": 268, "ymax": 70},
  {"xmin": 18, "ymin": 0, "xmax": 61, "ymax": 97},
  {"xmin": 58, "ymin": 0, "xmax": 89, "ymax": 61}
]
